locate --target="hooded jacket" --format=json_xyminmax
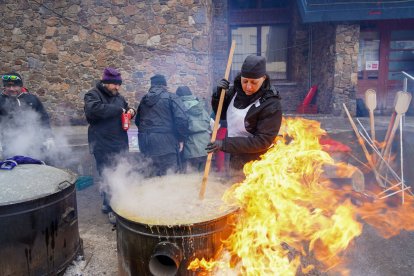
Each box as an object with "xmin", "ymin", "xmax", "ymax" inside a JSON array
[
  {"xmin": 212, "ymin": 75, "xmax": 282, "ymax": 169},
  {"xmin": 0, "ymin": 91, "xmax": 52, "ymax": 153},
  {"xmin": 84, "ymin": 81, "xmax": 131, "ymax": 153},
  {"xmin": 135, "ymin": 85, "xmax": 188, "ymax": 157},
  {"xmin": 179, "ymin": 95, "xmax": 211, "ymax": 159},
  {"xmin": 0, "ymin": 91, "xmax": 51, "ymax": 130}
]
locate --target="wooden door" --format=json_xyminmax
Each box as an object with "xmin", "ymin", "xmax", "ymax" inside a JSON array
[
  {"xmin": 357, "ymin": 20, "xmax": 414, "ymax": 114},
  {"xmin": 357, "ymin": 28, "xmax": 387, "ymax": 113}
]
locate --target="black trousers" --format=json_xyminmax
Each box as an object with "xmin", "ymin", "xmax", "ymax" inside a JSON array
[
  {"xmin": 148, "ymin": 153, "xmax": 178, "ymax": 177},
  {"xmin": 93, "ymin": 150, "xmax": 121, "ymax": 209}
]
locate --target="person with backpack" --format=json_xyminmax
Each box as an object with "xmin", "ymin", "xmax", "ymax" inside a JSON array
[
  {"xmin": 175, "ymin": 86, "xmax": 211, "ymax": 172},
  {"xmin": 135, "ymin": 74, "xmax": 188, "ymax": 176}
]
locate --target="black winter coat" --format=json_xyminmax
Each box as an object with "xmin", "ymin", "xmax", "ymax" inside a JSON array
[
  {"xmin": 84, "ymin": 82, "xmax": 132, "ymax": 154},
  {"xmin": 0, "ymin": 92, "xmax": 51, "ymax": 130},
  {"xmin": 0, "ymin": 92, "xmax": 52, "ymax": 151},
  {"xmin": 212, "ymin": 76, "xmax": 282, "ymax": 169},
  {"xmin": 135, "ymin": 85, "xmax": 188, "ymax": 157}
]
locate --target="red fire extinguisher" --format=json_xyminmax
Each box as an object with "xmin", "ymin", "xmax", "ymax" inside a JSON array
[{"xmin": 121, "ymin": 112, "xmax": 131, "ymax": 131}]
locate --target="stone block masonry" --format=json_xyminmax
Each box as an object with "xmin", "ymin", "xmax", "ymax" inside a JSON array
[{"xmin": 0, "ymin": 0, "xmax": 213, "ymax": 125}]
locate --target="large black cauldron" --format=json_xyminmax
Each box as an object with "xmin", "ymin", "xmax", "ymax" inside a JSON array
[
  {"xmin": 0, "ymin": 164, "xmax": 82, "ymax": 275},
  {"xmin": 116, "ymin": 211, "xmax": 236, "ymax": 276}
]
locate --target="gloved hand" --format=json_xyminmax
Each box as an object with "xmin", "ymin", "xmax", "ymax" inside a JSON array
[
  {"xmin": 127, "ymin": 108, "xmax": 136, "ymax": 118},
  {"xmin": 205, "ymin": 140, "xmax": 223, "ymax": 153},
  {"xmin": 43, "ymin": 138, "xmax": 55, "ymax": 151},
  {"xmin": 213, "ymin": 78, "xmax": 230, "ymax": 98}
]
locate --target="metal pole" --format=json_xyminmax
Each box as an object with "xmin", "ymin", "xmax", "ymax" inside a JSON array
[{"xmin": 400, "ymin": 115, "xmax": 405, "ymax": 204}]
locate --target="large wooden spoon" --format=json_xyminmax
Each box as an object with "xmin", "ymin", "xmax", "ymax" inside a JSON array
[
  {"xmin": 383, "ymin": 91, "xmax": 402, "ymax": 151},
  {"xmin": 199, "ymin": 40, "xmax": 236, "ymax": 200},
  {"xmin": 365, "ymin": 89, "xmax": 377, "ymax": 142},
  {"xmin": 343, "ymin": 103, "xmax": 385, "ymax": 188},
  {"xmin": 378, "ymin": 91, "xmax": 412, "ymax": 174}
]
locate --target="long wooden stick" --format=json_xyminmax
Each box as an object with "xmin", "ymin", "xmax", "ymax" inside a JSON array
[
  {"xmin": 343, "ymin": 103, "xmax": 385, "ymax": 188},
  {"xmin": 381, "ymin": 91, "xmax": 401, "ymax": 157},
  {"xmin": 378, "ymin": 92, "xmax": 412, "ymax": 173},
  {"xmin": 365, "ymin": 89, "xmax": 377, "ymax": 142},
  {"xmin": 199, "ymin": 40, "xmax": 236, "ymax": 200}
]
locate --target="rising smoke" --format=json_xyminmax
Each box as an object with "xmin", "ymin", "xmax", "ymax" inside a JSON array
[{"xmin": 0, "ymin": 106, "xmax": 79, "ymax": 172}]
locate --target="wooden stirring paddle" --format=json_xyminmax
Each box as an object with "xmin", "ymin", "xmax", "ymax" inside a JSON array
[
  {"xmin": 383, "ymin": 91, "xmax": 402, "ymax": 152},
  {"xmin": 199, "ymin": 40, "xmax": 236, "ymax": 200},
  {"xmin": 378, "ymin": 91, "xmax": 412, "ymax": 174},
  {"xmin": 365, "ymin": 89, "xmax": 377, "ymax": 142},
  {"xmin": 343, "ymin": 103, "xmax": 385, "ymax": 188}
]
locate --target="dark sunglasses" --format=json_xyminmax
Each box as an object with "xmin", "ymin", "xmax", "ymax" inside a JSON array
[{"xmin": 2, "ymin": 75, "xmax": 21, "ymax": 81}]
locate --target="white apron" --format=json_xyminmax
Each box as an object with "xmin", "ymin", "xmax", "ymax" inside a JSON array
[{"xmin": 226, "ymin": 94, "xmax": 260, "ymax": 138}]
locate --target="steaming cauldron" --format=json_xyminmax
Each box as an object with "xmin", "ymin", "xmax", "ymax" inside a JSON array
[
  {"xmin": 116, "ymin": 210, "xmax": 236, "ymax": 276},
  {"xmin": 112, "ymin": 174, "xmax": 237, "ymax": 276},
  {"xmin": 0, "ymin": 164, "xmax": 82, "ymax": 275}
]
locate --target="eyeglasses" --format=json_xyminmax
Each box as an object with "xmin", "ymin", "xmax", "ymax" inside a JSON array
[{"xmin": 2, "ymin": 75, "xmax": 21, "ymax": 81}]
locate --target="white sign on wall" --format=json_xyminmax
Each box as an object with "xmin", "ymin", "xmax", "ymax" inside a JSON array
[{"xmin": 366, "ymin": 61, "xmax": 379, "ymax": 70}]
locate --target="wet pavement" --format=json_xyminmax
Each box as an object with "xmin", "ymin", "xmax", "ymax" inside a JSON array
[{"xmin": 60, "ymin": 115, "xmax": 414, "ymax": 276}]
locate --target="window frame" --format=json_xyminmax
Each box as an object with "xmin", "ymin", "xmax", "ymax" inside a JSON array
[
  {"xmin": 227, "ymin": 3, "xmax": 292, "ymax": 81},
  {"xmin": 230, "ymin": 24, "xmax": 290, "ymax": 80}
]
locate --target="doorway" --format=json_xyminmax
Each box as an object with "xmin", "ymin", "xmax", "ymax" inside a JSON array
[{"xmin": 357, "ymin": 20, "xmax": 414, "ymax": 114}]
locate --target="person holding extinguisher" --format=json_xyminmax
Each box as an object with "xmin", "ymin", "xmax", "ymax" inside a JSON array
[
  {"xmin": 84, "ymin": 67, "xmax": 135, "ymax": 224},
  {"xmin": 206, "ymin": 55, "xmax": 282, "ymax": 174}
]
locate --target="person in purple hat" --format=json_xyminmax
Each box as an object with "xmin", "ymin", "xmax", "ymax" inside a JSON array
[{"xmin": 84, "ymin": 67, "xmax": 136, "ymax": 223}]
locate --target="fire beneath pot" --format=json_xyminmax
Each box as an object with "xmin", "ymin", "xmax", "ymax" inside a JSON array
[
  {"xmin": 110, "ymin": 173, "xmax": 237, "ymax": 276},
  {"xmin": 109, "ymin": 117, "xmax": 414, "ymax": 276},
  {"xmin": 187, "ymin": 118, "xmax": 414, "ymax": 275}
]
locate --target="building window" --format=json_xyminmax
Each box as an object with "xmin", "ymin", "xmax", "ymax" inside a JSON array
[
  {"xmin": 229, "ymin": 0, "xmax": 290, "ymax": 9},
  {"xmin": 231, "ymin": 25, "xmax": 288, "ymax": 80},
  {"xmin": 388, "ymin": 30, "xmax": 414, "ymax": 80},
  {"xmin": 358, "ymin": 31, "xmax": 380, "ymax": 80}
]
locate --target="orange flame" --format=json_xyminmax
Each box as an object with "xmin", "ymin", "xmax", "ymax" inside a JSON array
[{"xmin": 189, "ymin": 117, "xmax": 414, "ymax": 275}]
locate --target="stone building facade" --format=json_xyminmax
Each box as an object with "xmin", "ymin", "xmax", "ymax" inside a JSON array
[
  {"xmin": 0, "ymin": 0, "xmax": 214, "ymax": 125},
  {"xmin": 1, "ymin": 0, "xmax": 364, "ymax": 125},
  {"xmin": 210, "ymin": 2, "xmax": 359, "ymax": 116}
]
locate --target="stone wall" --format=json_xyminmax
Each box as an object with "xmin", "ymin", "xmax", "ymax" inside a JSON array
[
  {"xmin": 0, "ymin": 0, "xmax": 213, "ymax": 125},
  {"xmin": 283, "ymin": 4, "xmax": 311, "ymax": 113},
  {"xmin": 211, "ymin": 0, "xmax": 228, "ymax": 84},
  {"xmin": 310, "ymin": 23, "xmax": 336, "ymax": 114},
  {"xmin": 332, "ymin": 24, "xmax": 359, "ymax": 116}
]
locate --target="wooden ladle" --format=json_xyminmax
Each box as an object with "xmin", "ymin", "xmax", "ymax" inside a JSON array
[
  {"xmin": 378, "ymin": 91, "xmax": 412, "ymax": 173},
  {"xmin": 383, "ymin": 91, "xmax": 402, "ymax": 150},
  {"xmin": 365, "ymin": 89, "xmax": 377, "ymax": 142}
]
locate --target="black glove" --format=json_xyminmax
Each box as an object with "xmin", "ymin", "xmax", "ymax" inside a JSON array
[
  {"xmin": 213, "ymin": 78, "xmax": 230, "ymax": 98},
  {"xmin": 205, "ymin": 140, "xmax": 223, "ymax": 153}
]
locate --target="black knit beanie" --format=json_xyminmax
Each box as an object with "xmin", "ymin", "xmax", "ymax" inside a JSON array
[
  {"xmin": 241, "ymin": 55, "xmax": 266, "ymax": 79},
  {"xmin": 176, "ymin": 86, "xmax": 192, "ymax": 96},
  {"xmin": 150, "ymin": 74, "xmax": 167, "ymax": 86}
]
